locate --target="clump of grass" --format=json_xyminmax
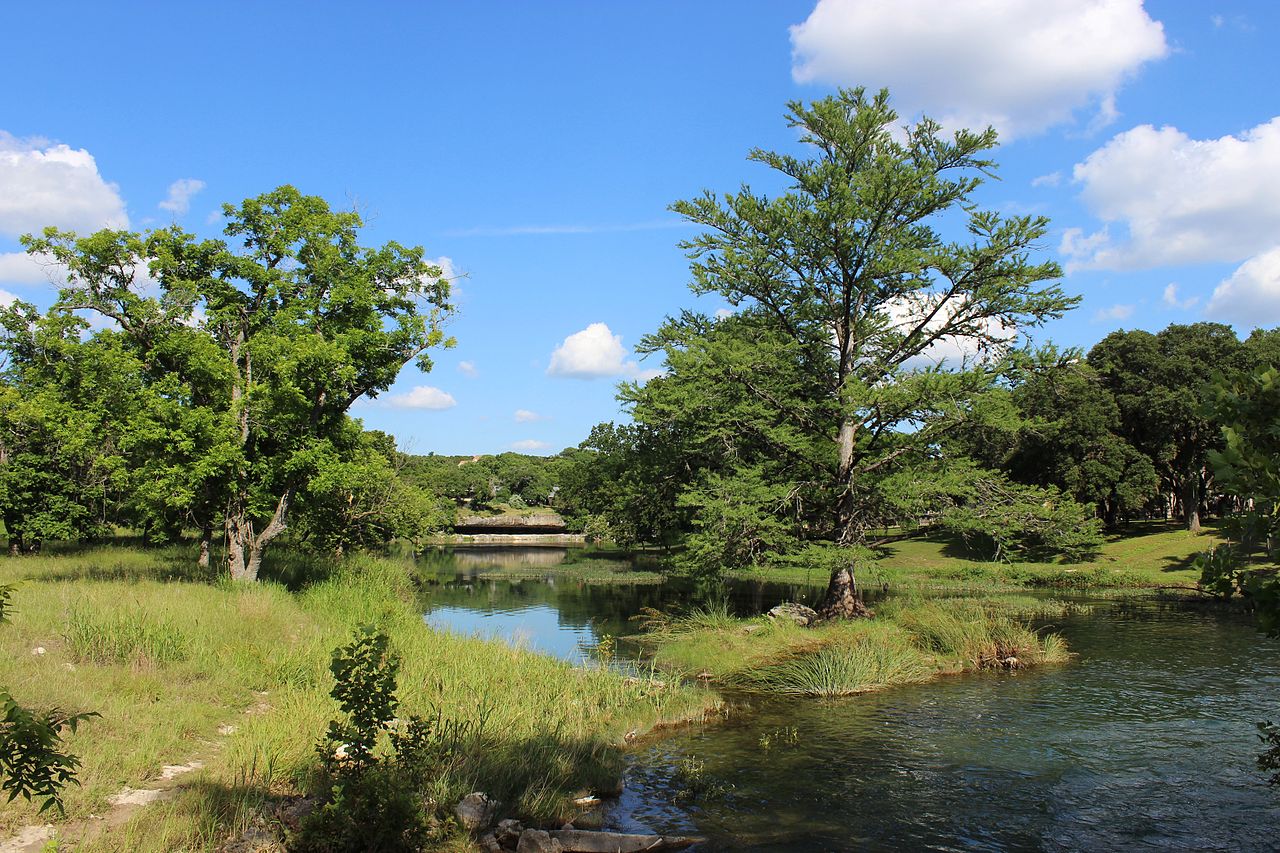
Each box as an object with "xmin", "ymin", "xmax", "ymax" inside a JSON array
[
  {"xmin": 63, "ymin": 605, "xmax": 189, "ymax": 666},
  {"xmin": 895, "ymin": 600, "xmax": 1066, "ymax": 669},
  {"xmin": 734, "ymin": 630, "xmax": 933, "ymax": 697}
]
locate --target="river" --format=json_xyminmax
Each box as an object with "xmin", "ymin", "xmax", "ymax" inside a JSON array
[{"xmin": 418, "ymin": 546, "xmax": 1280, "ymax": 851}]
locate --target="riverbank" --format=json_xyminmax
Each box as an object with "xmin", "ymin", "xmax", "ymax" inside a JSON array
[
  {"xmin": 634, "ymin": 597, "xmax": 1072, "ymax": 697},
  {"xmin": 0, "ymin": 546, "xmax": 717, "ymax": 850}
]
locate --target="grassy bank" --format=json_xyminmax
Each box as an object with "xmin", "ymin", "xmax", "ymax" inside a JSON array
[
  {"xmin": 0, "ymin": 546, "xmax": 716, "ymax": 850},
  {"xmin": 636, "ymin": 597, "xmax": 1073, "ymax": 698},
  {"xmin": 737, "ymin": 522, "xmax": 1221, "ymax": 592}
]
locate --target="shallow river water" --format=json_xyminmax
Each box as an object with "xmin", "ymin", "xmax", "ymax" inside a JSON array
[{"xmin": 419, "ymin": 546, "xmax": 1280, "ymax": 852}]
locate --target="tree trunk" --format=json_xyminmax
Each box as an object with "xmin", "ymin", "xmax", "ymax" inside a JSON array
[
  {"xmin": 836, "ymin": 415, "xmax": 858, "ymax": 543},
  {"xmin": 1182, "ymin": 476, "xmax": 1201, "ymax": 533},
  {"xmin": 225, "ymin": 489, "xmax": 292, "ymax": 582},
  {"xmin": 226, "ymin": 516, "xmax": 252, "ymax": 581},
  {"xmin": 817, "ymin": 563, "xmax": 874, "ymax": 620},
  {"xmin": 197, "ymin": 525, "xmax": 212, "ymax": 568},
  {"xmin": 7, "ymin": 541, "xmax": 17, "ymax": 557}
]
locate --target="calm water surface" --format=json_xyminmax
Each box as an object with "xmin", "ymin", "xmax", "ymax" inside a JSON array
[{"xmin": 420, "ymin": 546, "xmax": 1280, "ymax": 851}]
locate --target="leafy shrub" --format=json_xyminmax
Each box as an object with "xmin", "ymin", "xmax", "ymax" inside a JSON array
[
  {"xmin": 1, "ymin": 584, "xmax": 98, "ymax": 815},
  {"xmin": 296, "ymin": 627, "xmax": 484, "ymax": 852},
  {"xmin": 0, "ymin": 693, "xmax": 98, "ymax": 814}
]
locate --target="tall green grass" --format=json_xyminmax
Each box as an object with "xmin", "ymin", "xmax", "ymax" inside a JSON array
[{"xmin": 0, "ymin": 546, "xmax": 718, "ymax": 848}]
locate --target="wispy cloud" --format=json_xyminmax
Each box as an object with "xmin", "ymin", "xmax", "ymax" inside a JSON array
[{"xmin": 443, "ymin": 219, "xmax": 689, "ymax": 238}]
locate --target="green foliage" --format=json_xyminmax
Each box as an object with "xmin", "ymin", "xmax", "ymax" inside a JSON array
[
  {"xmin": 0, "ymin": 692, "xmax": 98, "ymax": 815},
  {"xmin": 300, "ymin": 627, "xmax": 468, "ymax": 852},
  {"xmin": 677, "ymin": 466, "xmax": 799, "ymax": 575},
  {"xmin": 0, "ymin": 584, "xmax": 98, "ymax": 816},
  {"xmin": 1196, "ymin": 365, "xmax": 1280, "ymax": 635},
  {"xmin": 293, "ymin": 430, "xmax": 447, "ymax": 556},
  {"xmin": 1089, "ymin": 323, "xmax": 1249, "ymax": 529},
  {"xmin": 323, "ymin": 627, "xmax": 400, "ymax": 772},
  {"xmin": 19, "ymin": 185, "xmax": 455, "ymax": 578},
  {"xmin": 939, "ymin": 472, "xmax": 1103, "ymax": 563}
]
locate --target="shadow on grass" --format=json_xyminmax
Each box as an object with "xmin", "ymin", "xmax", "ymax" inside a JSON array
[
  {"xmin": 6, "ymin": 538, "xmax": 339, "ymax": 591},
  {"xmin": 1162, "ymin": 553, "xmax": 1202, "ymax": 574}
]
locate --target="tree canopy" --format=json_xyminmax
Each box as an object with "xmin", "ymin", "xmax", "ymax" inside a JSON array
[{"xmin": 15, "ymin": 186, "xmax": 455, "ymax": 579}]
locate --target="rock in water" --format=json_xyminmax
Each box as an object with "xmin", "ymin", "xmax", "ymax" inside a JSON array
[
  {"xmin": 767, "ymin": 602, "xmax": 819, "ymax": 626},
  {"xmin": 455, "ymin": 791, "xmax": 498, "ymax": 831},
  {"xmin": 516, "ymin": 829, "xmax": 565, "ymax": 853},
  {"xmin": 547, "ymin": 830, "xmax": 703, "ymax": 852}
]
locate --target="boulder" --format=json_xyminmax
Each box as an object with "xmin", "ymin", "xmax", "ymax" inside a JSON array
[
  {"xmin": 767, "ymin": 602, "xmax": 819, "ymax": 627},
  {"xmin": 497, "ymin": 818, "xmax": 525, "ymax": 847},
  {"xmin": 455, "ymin": 791, "xmax": 498, "ymax": 832}
]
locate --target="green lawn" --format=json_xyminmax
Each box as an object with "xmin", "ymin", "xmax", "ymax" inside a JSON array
[{"xmin": 734, "ymin": 521, "xmax": 1221, "ymax": 592}]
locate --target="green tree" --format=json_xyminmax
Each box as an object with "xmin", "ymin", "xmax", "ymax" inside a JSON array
[
  {"xmin": 24, "ymin": 186, "xmax": 454, "ymax": 579},
  {"xmin": 666, "ymin": 88, "xmax": 1076, "ymax": 614},
  {"xmin": 0, "ymin": 306, "xmax": 138, "ymax": 552},
  {"xmin": 1088, "ymin": 323, "xmax": 1247, "ymax": 531},
  {"xmin": 292, "ymin": 427, "xmax": 447, "ymax": 557},
  {"xmin": 1002, "ymin": 355, "xmax": 1157, "ymax": 528}
]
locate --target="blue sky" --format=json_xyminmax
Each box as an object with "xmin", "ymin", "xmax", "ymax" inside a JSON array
[{"xmin": 2, "ymin": 1, "xmax": 1278, "ymax": 455}]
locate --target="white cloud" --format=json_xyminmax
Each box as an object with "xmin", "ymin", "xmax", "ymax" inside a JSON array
[
  {"xmin": 1206, "ymin": 248, "xmax": 1280, "ymax": 328},
  {"xmin": 547, "ymin": 322, "xmax": 646, "ymax": 379},
  {"xmin": 0, "ymin": 288, "xmax": 17, "ymax": 307},
  {"xmin": 885, "ymin": 292, "xmax": 1018, "ymax": 370},
  {"xmin": 385, "ymin": 385, "xmax": 457, "ymax": 410},
  {"xmin": 0, "ymin": 131, "xmax": 128, "ymax": 237},
  {"xmin": 509, "ymin": 439, "xmax": 551, "ymax": 452},
  {"xmin": 789, "ymin": 0, "xmax": 1166, "ymax": 139},
  {"xmin": 1031, "ymin": 172, "xmax": 1062, "ymax": 188},
  {"xmin": 457, "ymin": 360, "xmax": 478, "ymax": 378},
  {"xmin": 1162, "ymin": 283, "xmax": 1199, "ymax": 310},
  {"xmin": 0, "ymin": 251, "xmax": 67, "ymax": 286},
  {"xmin": 428, "ymin": 256, "xmax": 457, "ymax": 282},
  {"xmin": 158, "ymin": 178, "xmax": 205, "ymax": 216},
  {"xmin": 1065, "ymin": 118, "xmax": 1280, "ymax": 269},
  {"xmin": 714, "ymin": 307, "xmax": 733, "ymax": 319},
  {"xmin": 1093, "ymin": 303, "xmax": 1135, "ymax": 322},
  {"xmin": 514, "ymin": 409, "xmax": 546, "ymax": 423}
]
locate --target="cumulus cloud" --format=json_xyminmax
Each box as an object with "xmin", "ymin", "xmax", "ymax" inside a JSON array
[
  {"xmin": 457, "ymin": 360, "xmax": 478, "ymax": 378},
  {"xmin": 789, "ymin": 0, "xmax": 1166, "ymax": 139},
  {"xmin": 1206, "ymin": 248, "xmax": 1280, "ymax": 328},
  {"xmin": 0, "ymin": 251, "xmax": 67, "ymax": 286},
  {"xmin": 885, "ymin": 292, "xmax": 1018, "ymax": 370},
  {"xmin": 158, "ymin": 178, "xmax": 205, "ymax": 216},
  {"xmin": 385, "ymin": 385, "xmax": 457, "ymax": 410},
  {"xmin": 510, "ymin": 439, "xmax": 551, "ymax": 452},
  {"xmin": 547, "ymin": 322, "xmax": 647, "ymax": 379},
  {"xmin": 1031, "ymin": 172, "xmax": 1062, "ymax": 188},
  {"xmin": 1162, "ymin": 283, "xmax": 1199, "ymax": 310},
  {"xmin": 1093, "ymin": 303, "xmax": 1135, "ymax": 322},
  {"xmin": 0, "ymin": 288, "xmax": 16, "ymax": 307},
  {"xmin": 1064, "ymin": 118, "xmax": 1280, "ymax": 269},
  {"xmin": 0, "ymin": 131, "xmax": 128, "ymax": 237},
  {"xmin": 514, "ymin": 409, "xmax": 546, "ymax": 423}
]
